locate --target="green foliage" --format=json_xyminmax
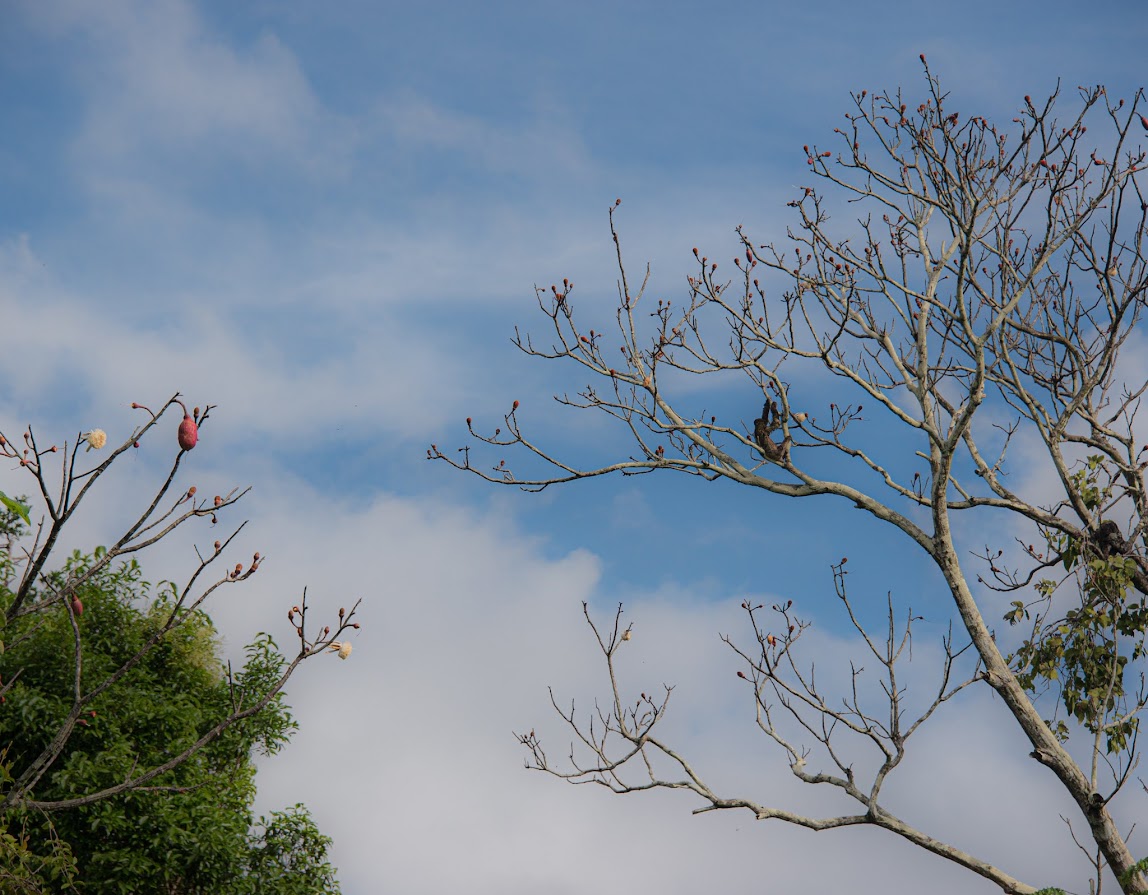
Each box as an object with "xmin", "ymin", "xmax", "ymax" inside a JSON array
[
  {"xmin": 1119, "ymin": 856, "xmax": 1148, "ymax": 888},
  {"xmin": 0, "ymin": 490, "xmax": 30, "ymax": 527},
  {"xmin": 0, "ymin": 807, "xmax": 77, "ymax": 894},
  {"xmin": 246, "ymin": 805, "xmax": 342, "ymax": 895},
  {"xmin": 1005, "ymin": 457, "xmax": 1146, "ymax": 754},
  {"xmin": 0, "ymin": 531, "xmax": 340, "ymax": 894}
]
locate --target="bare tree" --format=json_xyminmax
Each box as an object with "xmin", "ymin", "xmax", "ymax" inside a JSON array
[
  {"xmin": 0, "ymin": 394, "xmax": 361, "ymax": 814},
  {"xmin": 433, "ymin": 63, "xmax": 1148, "ymax": 894}
]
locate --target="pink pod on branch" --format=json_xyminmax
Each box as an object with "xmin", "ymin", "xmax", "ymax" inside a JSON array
[{"xmin": 175, "ymin": 400, "xmax": 198, "ymax": 451}]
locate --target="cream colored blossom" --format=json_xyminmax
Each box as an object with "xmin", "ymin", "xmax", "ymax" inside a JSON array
[
  {"xmin": 328, "ymin": 640, "xmax": 353, "ymax": 659},
  {"xmin": 83, "ymin": 429, "xmax": 107, "ymax": 451}
]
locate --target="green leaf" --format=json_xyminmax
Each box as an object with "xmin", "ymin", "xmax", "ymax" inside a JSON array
[{"xmin": 0, "ymin": 490, "xmax": 30, "ymax": 526}]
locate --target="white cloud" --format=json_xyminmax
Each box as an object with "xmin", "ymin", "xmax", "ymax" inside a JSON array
[
  {"xmin": 0, "ymin": 233, "xmax": 474, "ymax": 442},
  {"xmin": 20, "ymin": 0, "xmax": 344, "ymax": 175},
  {"xmin": 369, "ymin": 90, "xmax": 595, "ymax": 183},
  {"xmin": 206, "ymin": 476, "xmax": 1114, "ymax": 895}
]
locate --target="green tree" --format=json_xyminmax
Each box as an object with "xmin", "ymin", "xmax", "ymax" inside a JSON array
[
  {"xmin": 0, "ymin": 395, "xmax": 359, "ymax": 892},
  {"xmin": 436, "ymin": 67, "xmax": 1148, "ymax": 893}
]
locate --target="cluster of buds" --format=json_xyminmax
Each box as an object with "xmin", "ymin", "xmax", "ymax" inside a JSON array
[
  {"xmin": 181, "ymin": 488, "xmax": 232, "ymax": 527},
  {"xmin": 228, "ymin": 552, "xmax": 262, "ymax": 580},
  {"xmin": 0, "ymin": 427, "xmax": 58, "ymax": 474},
  {"xmin": 286, "ymin": 598, "xmax": 361, "ymax": 660}
]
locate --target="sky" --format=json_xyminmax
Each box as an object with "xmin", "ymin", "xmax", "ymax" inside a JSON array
[{"xmin": 2, "ymin": 1, "xmax": 1148, "ymax": 893}]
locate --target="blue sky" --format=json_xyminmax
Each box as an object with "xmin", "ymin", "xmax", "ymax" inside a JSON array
[{"xmin": 2, "ymin": 2, "xmax": 1148, "ymax": 893}]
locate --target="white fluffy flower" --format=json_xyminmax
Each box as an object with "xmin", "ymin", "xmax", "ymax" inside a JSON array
[
  {"xmin": 83, "ymin": 429, "xmax": 107, "ymax": 451},
  {"xmin": 328, "ymin": 640, "xmax": 353, "ymax": 660}
]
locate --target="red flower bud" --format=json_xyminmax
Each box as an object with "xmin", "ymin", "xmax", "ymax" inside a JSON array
[{"xmin": 176, "ymin": 400, "xmax": 198, "ymax": 451}]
